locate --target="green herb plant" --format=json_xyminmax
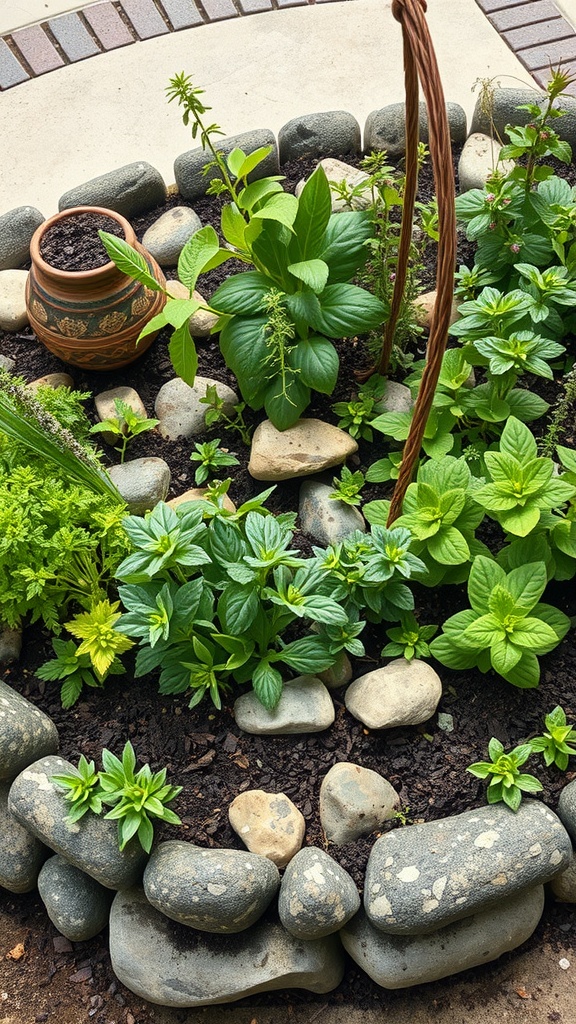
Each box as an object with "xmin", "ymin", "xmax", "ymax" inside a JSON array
[
  {"xmin": 467, "ymin": 737, "xmax": 543, "ymax": 811},
  {"xmin": 382, "ymin": 612, "xmax": 437, "ymax": 661},
  {"xmin": 329, "ymin": 466, "xmax": 365, "ymax": 506},
  {"xmin": 89, "ymin": 398, "xmax": 159, "ymax": 463},
  {"xmin": 200, "ymin": 384, "xmax": 253, "ymax": 446},
  {"xmin": 51, "ymin": 754, "xmax": 103, "ymax": 823},
  {"xmin": 529, "ymin": 705, "xmax": 576, "ymax": 770},
  {"xmin": 189, "ymin": 438, "xmax": 239, "ymax": 486}
]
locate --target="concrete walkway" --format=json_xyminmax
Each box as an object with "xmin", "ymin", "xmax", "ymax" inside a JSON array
[{"xmin": 0, "ymin": 0, "xmax": 552, "ymax": 218}]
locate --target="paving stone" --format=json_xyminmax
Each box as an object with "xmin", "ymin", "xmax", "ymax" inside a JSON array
[
  {"xmin": 279, "ymin": 847, "xmax": 360, "ymax": 939},
  {"xmin": 110, "ymin": 887, "xmax": 345, "ymax": 1006},
  {"xmin": 279, "ymin": 112, "xmax": 361, "ymax": 163},
  {"xmin": 82, "ymin": 3, "xmax": 134, "ymax": 50},
  {"xmin": 38, "ymin": 855, "xmax": 114, "ymax": 940},
  {"xmin": 342, "ymin": 888, "xmax": 545, "ymax": 988},
  {"xmin": 144, "ymin": 840, "xmax": 280, "ymax": 932},
  {"xmin": 364, "ymin": 801, "xmax": 571, "ymax": 935},
  {"xmin": 518, "ymin": 37, "xmax": 576, "ymax": 72},
  {"xmin": 48, "ymin": 12, "xmax": 100, "ymax": 61},
  {"xmin": 275, "ymin": 0, "xmax": 307, "ymax": 6},
  {"xmin": 239, "ymin": 0, "xmax": 273, "ymax": 11},
  {"xmin": 234, "ymin": 676, "xmax": 335, "ymax": 735},
  {"xmin": 0, "ymin": 39, "xmax": 29, "ymax": 89},
  {"xmin": 229, "ymin": 790, "xmax": 305, "ymax": 867},
  {"xmin": 161, "ymin": 0, "xmax": 204, "ymax": 28},
  {"xmin": 175, "ymin": 130, "xmax": 278, "ymax": 201},
  {"xmin": 58, "ymin": 161, "xmax": 167, "ymax": 218},
  {"xmin": 8, "ymin": 755, "xmax": 148, "ymax": 890},
  {"xmin": 345, "ymin": 658, "xmax": 443, "ymax": 730},
  {"xmin": 364, "ymin": 101, "xmax": 467, "ymax": 158},
  {"xmin": 108, "ymin": 457, "xmax": 170, "ymax": 514},
  {"xmin": 0, "ymin": 206, "xmax": 44, "ymax": 270},
  {"xmin": 488, "ymin": 0, "xmax": 559, "ymax": 31},
  {"xmin": 11, "ymin": 25, "xmax": 64, "ymax": 75},
  {"xmin": 201, "ymin": 0, "xmax": 238, "ymax": 18},
  {"xmin": 475, "ymin": 0, "xmax": 528, "ymax": 11},
  {"xmin": 0, "ymin": 680, "xmax": 59, "ymax": 781},
  {"xmin": 0, "ymin": 779, "xmax": 48, "ymax": 893},
  {"xmin": 120, "ymin": 0, "xmax": 170, "ymax": 38},
  {"xmin": 503, "ymin": 18, "xmax": 573, "ymax": 51},
  {"xmin": 320, "ymin": 762, "xmax": 400, "ymax": 845}
]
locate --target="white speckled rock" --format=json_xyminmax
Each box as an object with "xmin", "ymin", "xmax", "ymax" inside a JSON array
[
  {"xmin": 298, "ymin": 480, "xmax": 365, "ymax": 545},
  {"xmin": 234, "ymin": 676, "xmax": 335, "ymax": 735},
  {"xmin": 345, "ymin": 658, "xmax": 442, "ymax": 729},
  {"xmin": 364, "ymin": 801, "xmax": 571, "ymax": 935},
  {"xmin": 228, "ymin": 790, "xmax": 305, "ymax": 867},
  {"xmin": 248, "ymin": 419, "xmax": 358, "ymax": 481},
  {"xmin": 142, "ymin": 207, "xmax": 202, "ymax": 266},
  {"xmin": 278, "ymin": 846, "xmax": 360, "ymax": 939},
  {"xmin": 319, "ymin": 762, "xmax": 400, "ymax": 846},
  {"xmin": 8, "ymin": 756, "xmax": 148, "ymax": 890},
  {"xmin": 549, "ymin": 849, "xmax": 576, "ymax": 903},
  {"xmin": 155, "ymin": 376, "xmax": 238, "ymax": 440},
  {"xmin": 165, "ymin": 281, "xmax": 219, "ymax": 338},
  {"xmin": 0, "ymin": 779, "xmax": 48, "ymax": 893},
  {"xmin": 0, "ymin": 269, "xmax": 28, "ymax": 331},
  {"xmin": 0, "ymin": 680, "xmax": 59, "ymax": 780},
  {"xmin": 342, "ymin": 887, "xmax": 545, "ymax": 988},
  {"xmin": 457, "ymin": 132, "xmax": 515, "ymax": 192},
  {"xmin": 38, "ymin": 855, "xmax": 113, "ymax": 941},
  {"xmin": 108, "ymin": 457, "xmax": 170, "ymax": 514},
  {"xmin": 110, "ymin": 886, "xmax": 345, "ymax": 1007},
  {"xmin": 143, "ymin": 840, "xmax": 279, "ymax": 933}
]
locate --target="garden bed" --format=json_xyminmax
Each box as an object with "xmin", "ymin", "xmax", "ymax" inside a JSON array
[{"xmin": 1, "ymin": 147, "xmax": 576, "ymax": 1021}]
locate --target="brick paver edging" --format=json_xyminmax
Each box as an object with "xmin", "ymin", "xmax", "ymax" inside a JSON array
[{"xmin": 1, "ymin": 0, "xmax": 576, "ymax": 93}]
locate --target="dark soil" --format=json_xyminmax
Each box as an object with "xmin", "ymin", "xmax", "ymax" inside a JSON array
[
  {"xmin": 39, "ymin": 212, "xmax": 124, "ymax": 271},
  {"xmin": 1, "ymin": 151, "xmax": 576, "ymax": 1023}
]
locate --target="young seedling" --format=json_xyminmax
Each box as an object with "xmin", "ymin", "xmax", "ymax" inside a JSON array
[
  {"xmin": 382, "ymin": 612, "xmax": 437, "ymax": 661},
  {"xmin": 51, "ymin": 754, "xmax": 103, "ymax": 823},
  {"xmin": 200, "ymin": 384, "xmax": 252, "ymax": 446},
  {"xmin": 529, "ymin": 706, "xmax": 576, "ymax": 770},
  {"xmin": 467, "ymin": 737, "xmax": 542, "ymax": 811},
  {"xmin": 99, "ymin": 740, "xmax": 182, "ymax": 853},
  {"xmin": 189, "ymin": 438, "xmax": 239, "ymax": 486},
  {"xmin": 329, "ymin": 466, "xmax": 365, "ymax": 506},
  {"xmin": 90, "ymin": 398, "xmax": 159, "ymax": 463}
]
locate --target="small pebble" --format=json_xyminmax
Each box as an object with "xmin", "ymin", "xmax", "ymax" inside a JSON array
[{"xmin": 559, "ymin": 958, "xmax": 571, "ymax": 970}]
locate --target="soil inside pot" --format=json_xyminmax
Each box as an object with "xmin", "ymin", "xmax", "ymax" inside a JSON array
[{"xmin": 39, "ymin": 212, "xmax": 124, "ymax": 272}]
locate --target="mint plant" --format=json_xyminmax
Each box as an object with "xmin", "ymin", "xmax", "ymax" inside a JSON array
[
  {"xmin": 36, "ymin": 637, "xmax": 125, "ymax": 708},
  {"xmin": 189, "ymin": 438, "xmax": 239, "ymax": 486},
  {"xmin": 430, "ymin": 556, "xmax": 571, "ymax": 688},
  {"xmin": 467, "ymin": 737, "xmax": 542, "ymax": 811},
  {"xmin": 329, "ymin": 467, "xmax": 365, "ymax": 506},
  {"xmin": 99, "ymin": 741, "xmax": 182, "ymax": 854},
  {"xmin": 529, "ymin": 706, "xmax": 576, "ymax": 770},
  {"xmin": 382, "ymin": 613, "xmax": 437, "ymax": 661},
  {"xmin": 89, "ymin": 398, "xmax": 159, "ymax": 463}
]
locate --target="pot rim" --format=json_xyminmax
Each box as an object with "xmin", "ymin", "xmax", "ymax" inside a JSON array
[{"xmin": 29, "ymin": 206, "xmax": 136, "ymax": 281}]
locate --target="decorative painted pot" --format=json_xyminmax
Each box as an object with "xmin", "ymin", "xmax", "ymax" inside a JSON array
[{"xmin": 26, "ymin": 206, "xmax": 166, "ymax": 371}]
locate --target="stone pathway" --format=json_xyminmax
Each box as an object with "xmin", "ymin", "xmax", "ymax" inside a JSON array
[{"xmin": 1, "ymin": 0, "xmax": 576, "ymax": 93}]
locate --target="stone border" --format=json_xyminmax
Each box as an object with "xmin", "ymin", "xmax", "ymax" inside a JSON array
[{"xmin": 1, "ymin": 0, "xmax": 575, "ymax": 92}]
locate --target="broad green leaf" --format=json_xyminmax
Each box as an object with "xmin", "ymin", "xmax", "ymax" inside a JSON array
[
  {"xmin": 505, "ymin": 561, "xmax": 547, "ymax": 610},
  {"xmin": 211, "ymin": 271, "xmax": 274, "ymax": 315},
  {"xmin": 362, "ymin": 499, "xmax": 391, "ymax": 526},
  {"xmin": 290, "ymin": 337, "xmax": 339, "ymax": 394},
  {"xmin": 287, "ymin": 259, "xmax": 329, "ymax": 294},
  {"xmin": 461, "ymin": 613, "xmax": 504, "ymax": 649},
  {"xmin": 177, "ymin": 225, "xmax": 221, "ymax": 293},
  {"xmin": 137, "ymin": 308, "xmax": 170, "ymax": 341},
  {"xmin": 498, "ymin": 503, "xmax": 541, "ymax": 537},
  {"xmin": 510, "ymin": 618, "xmax": 559, "ymax": 651},
  {"xmin": 99, "ymin": 231, "xmax": 165, "ymax": 292},
  {"xmin": 168, "ymin": 322, "xmax": 197, "ymax": 387},
  {"xmin": 264, "ymin": 375, "xmax": 310, "ymax": 430},
  {"xmin": 226, "ymin": 147, "xmax": 248, "ymax": 178},
  {"xmin": 427, "ymin": 526, "xmax": 470, "ymax": 565},
  {"xmin": 313, "ymin": 283, "xmax": 384, "ymax": 337},
  {"xmin": 218, "ymin": 583, "xmax": 259, "ymax": 634},
  {"xmin": 221, "ymin": 204, "xmax": 248, "ymax": 250},
  {"xmin": 371, "ymin": 410, "xmax": 412, "ymax": 440},
  {"xmin": 490, "ymin": 636, "xmax": 523, "ymax": 675},
  {"xmin": 500, "ymin": 650, "xmax": 540, "ymax": 688},
  {"xmin": 219, "ymin": 316, "xmax": 269, "ymax": 405},
  {"xmin": 532, "ymin": 602, "xmax": 571, "ymax": 645},
  {"xmin": 251, "ymin": 192, "xmax": 298, "ymax": 229},
  {"xmin": 252, "ymin": 660, "xmax": 283, "ymax": 710},
  {"xmin": 468, "ymin": 556, "xmax": 506, "ymax": 614},
  {"xmin": 429, "ymin": 634, "xmax": 480, "ymax": 669},
  {"xmin": 162, "ymin": 298, "xmax": 202, "ymax": 329},
  {"xmin": 318, "ymin": 210, "xmax": 374, "ymax": 282},
  {"xmin": 238, "ymin": 179, "xmax": 284, "ymax": 212},
  {"xmin": 499, "ymin": 417, "xmax": 537, "ymax": 461},
  {"xmin": 233, "ymin": 145, "xmax": 274, "ymax": 181},
  {"xmin": 290, "ymin": 165, "xmax": 332, "ymax": 261}
]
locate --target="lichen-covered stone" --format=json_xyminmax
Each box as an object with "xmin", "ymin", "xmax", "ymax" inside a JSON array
[
  {"xmin": 342, "ymin": 887, "xmax": 545, "ymax": 988},
  {"xmin": 364, "ymin": 801, "xmax": 571, "ymax": 934},
  {"xmin": 229, "ymin": 790, "xmax": 305, "ymax": 867},
  {"xmin": 0, "ymin": 681, "xmax": 59, "ymax": 781},
  {"xmin": 8, "ymin": 756, "xmax": 147, "ymax": 890},
  {"xmin": 0, "ymin": 779, "xmax": 48, "ymax": 893},
  {"xmin": 110, "ymin": 887, "xmax": 345, "ymax": 1007},
  {"xmin": 278, "ymin": 846, "xmax": 360, "ymax": 939},
  {"xmin": 320, "ymin": 762, "xmax": 400, "ymax": 846},
  {"xmin": 38, "ymin": 855, "xmax": 113, "ymax": 940},
  {"xmin": 143, "ymin": 841, "xmax": 280, "ymax": 933}
]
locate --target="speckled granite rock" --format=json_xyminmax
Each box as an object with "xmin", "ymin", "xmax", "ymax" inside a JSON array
[
  {"xmin": 58, "ymin": 162, "xmax": 167, "ymax": 218},
  {"xmin": 278, "ymin": 111, "xmax": 361, "ymax": 162},
  {"xmin": 298, "ymin": 480, "xmax": 365, "ymax": 546},
  {"xmin": 228, "ymin": 790, "xmax": 305, "ymax": 868},
  {"xmin": 364, "ymin": 801, "xmax": 571, "ymax": 935},
  {"xmin": 0, "ymin": 681, "xmax": 59, "ymax": 781},
  {"xmin": 8, "ymin": 756, "xmax": 148, "ymax": 890},
  {"xmin": 108, "ymin": 457, "xmax": 170, "ymax": 514},
  {"xmin": 342, "ymin": 887, "xmax": 545, "ymax": 988},
  {"xmin": 143, "ymin": 841, "xmax": 280, "ymax": 933},
  {"xmin": 234, "ymin": 676, "xmax": 335, "ymax": 735},
  {"xmin": 0, "ymin": 779, "xmax": 48, "ymax": 893},
  {"xmin": 109, "ymin": 887, "xmax": 345, "ymax": 1006},
  {"xmin": 38, "ymin": 855, "xmax": 114, "ymax": 940},
  {"xmin": 278, "ymin": 846, "xmax": 360, "ymax": 939}
]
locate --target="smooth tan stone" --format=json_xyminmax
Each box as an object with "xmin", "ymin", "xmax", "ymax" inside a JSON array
[
  {"xmin": 167, "ymin": 488, "xmax": 236, "ymax": 513},
  {"xmin": 0, "ymin": 269, "xmax": 28, "ymax": 331},
  {"xmin": 28, "ymin": 372, "xmax": 74, "ymax": 390},
  {"xmin": 345, "ymin": 658, "xmax": 443, "ymax": 729},
  {"xmin": 94, "ymin": 385, "xmax": 149, "ymax": 446},
  {"xmin": 415, "ymin": 289, "xmax": 459, "ymax": 331},
  {"xmin": 457, "ymin": 132, "xmax": 515, "ymax": 192},
  {"xmin": 249, "ymin": 419, "xmax": 358, "ymax": 481},
  {"xmin": 229, "ymin": 790, "xmax": 305, "ymax": 868}
]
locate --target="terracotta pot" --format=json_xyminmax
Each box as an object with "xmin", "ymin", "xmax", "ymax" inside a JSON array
[{"xmin": 26, "ymin": 206, "xmax": 167, "ymax": 371}]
